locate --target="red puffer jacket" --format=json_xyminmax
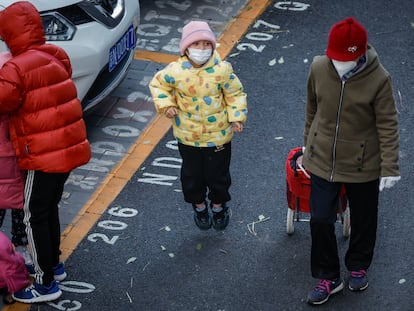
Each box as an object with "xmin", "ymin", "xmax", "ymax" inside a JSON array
[{"xmin": 0, "ymin": 2, "xmax": 91, "ymax": 173}]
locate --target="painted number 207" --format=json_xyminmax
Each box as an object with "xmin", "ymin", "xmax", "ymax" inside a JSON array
[{"xmin": 237, "ymin": 20, "xmax": 280, "ymax": 53}]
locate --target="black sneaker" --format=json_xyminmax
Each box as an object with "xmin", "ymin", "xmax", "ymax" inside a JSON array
[
  {"xmin": 307, "ymin": 278, "xmax": 344, "ymax": 305},
  {"xmin": 349, "ymin": 270, "xmax": 369, "ymax": 291},
  {"xmin": 211, "ymin": 204, "xmax": 229, "ymax": 231},
  {"xmin": 2, "ymin": 294, "xmax": 15, "ymax": 305},
  {"xmin": 193, "ymin": 204, "xmax": 211, "ymax": 230},
  {"xmin": 1, "ymin": 287, "xmax": 15, "ymax": 305}
]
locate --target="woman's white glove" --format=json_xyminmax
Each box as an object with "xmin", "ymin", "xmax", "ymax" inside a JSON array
[{"xmin": 379, "ymin": 176, "xmax": 401, "ymax": 191}]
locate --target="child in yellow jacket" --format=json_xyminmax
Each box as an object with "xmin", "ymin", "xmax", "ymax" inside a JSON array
[{"xmin": 149, "ymin": 21, "xmax": 247, "ymax": 230}]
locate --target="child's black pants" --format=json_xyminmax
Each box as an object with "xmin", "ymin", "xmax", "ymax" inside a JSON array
[{"xmin": 178, "ymin": 142, "xmax": 231, "ymax": 205}]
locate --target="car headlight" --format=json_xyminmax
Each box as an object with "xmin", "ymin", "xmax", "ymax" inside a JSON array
[
  {"xmin": 41, "ymin": 12, "xmax": 76, "ymax": 41},
  {"xmin": 84, "ymin": 0, "xmax": 124, "ymax": 19}
]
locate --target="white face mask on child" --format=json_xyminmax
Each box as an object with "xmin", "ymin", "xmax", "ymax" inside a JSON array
[
  {"xmin": 187, "ymin": 48, "xmax": 212, "ymax": 65},
  {"xmin": 332, "ymin": 60, "xmax": 357, "ymax": 78}
]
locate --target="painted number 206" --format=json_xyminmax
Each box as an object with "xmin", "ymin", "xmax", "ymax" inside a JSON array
[{"xmin": 87, "ymin": 205, "xmax": 138, "ymax": 245}]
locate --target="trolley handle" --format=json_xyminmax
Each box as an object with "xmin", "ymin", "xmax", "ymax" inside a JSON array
[
  {"xmin": 297, "ymin": 163, "xmax": 311, "ymax": 179},
  {"xmin": 290, "ymin": 150, "xmax": 311, "ymax": 179}
]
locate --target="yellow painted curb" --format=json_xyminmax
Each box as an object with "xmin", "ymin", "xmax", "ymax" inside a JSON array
[
  {"xmin": 134, "ymin": 50, "xmax": 178, "ymax": 64},
  {"xmin": 59, "ymin": 114, "xmax": 171, "ymax": 260},
  {"xmin": 217, "ymin": 0, "xmax": 273, "ymax": 58}
]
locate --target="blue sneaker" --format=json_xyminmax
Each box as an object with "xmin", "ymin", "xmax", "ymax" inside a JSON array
[
  {"xmin": 12, "ymin": 280, "xmax": 62, "ymax": 303},
  {"xmin": 349, "ymin": 270, "xmax": 369, "ymax": 291},
  {"xmin": 307, "ymin": 278, "xmax": 344, "ymax": 305},
  {"xmin": 53, "ymin": 262, "xmax": 68, "ymax": 282},
  {"xmin": 26, "ymin": 262, "xmax": 67, "ymax": 281}
]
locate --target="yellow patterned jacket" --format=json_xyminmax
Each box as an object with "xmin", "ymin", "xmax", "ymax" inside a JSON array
[{"xmin": 149, "ymin": 51, "xmax": 247, "ymax": 147}]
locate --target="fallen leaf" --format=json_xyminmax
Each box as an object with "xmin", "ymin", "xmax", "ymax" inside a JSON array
[
  {"xmin": 247, "ymin": 215, "xmax": 270, "ymax": 236},
  {"xmin": 126, "ymin": 291, "xmax": 133, "ymax": 303},
  {"xmin": 126, "ymin": 257, "xmax": 137, "ymax": 264},
  {"xmin": 159, "ymin": 225, "xmax": 171, "ymax": 231},
  {"xmin": 196, "ymin": 243, "xmax": 202, "ymax": 251},
  {"xmin": 142, "ymin": 261, "xmax": 150, "ymax": 271},
  {"xmin": 229, "ymin": 52, "xmax": 240, "ymax": 58}
]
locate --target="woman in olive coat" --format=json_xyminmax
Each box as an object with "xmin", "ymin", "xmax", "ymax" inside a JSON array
[{"xmin": 303, "ymin": 17, "xmax": 400, "ymax": 305}]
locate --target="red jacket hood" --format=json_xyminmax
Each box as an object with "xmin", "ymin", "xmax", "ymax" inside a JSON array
[{"xmin": 0, "ymin": 1, "xmax": 45, "ymax": 56}]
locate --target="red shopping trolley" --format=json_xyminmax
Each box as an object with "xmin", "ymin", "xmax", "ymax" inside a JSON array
[{"xmin": 285, "ymin": 147, "xmax": 350, "ymax": 237}]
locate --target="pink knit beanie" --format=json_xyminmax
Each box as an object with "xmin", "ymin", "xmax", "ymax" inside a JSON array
[
  {"xmin": 179, "ymin": 21, "xmax": 216, "ymax": 55},
  {"xmin": 326, "ymin": 17, "xmax": 367, "ymax": 61}
]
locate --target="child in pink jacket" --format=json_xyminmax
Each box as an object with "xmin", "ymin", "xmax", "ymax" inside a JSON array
[
  {"xmin": 0, "ymin": 51, "xmax": 31, "ymax": 265},
  {"xmin": 0, "ymin": 113, "xmax": 29, "ymax": 257},
  {"xmin": 0, "ymin": 231, "xmax": 30, "ymax": 304}
]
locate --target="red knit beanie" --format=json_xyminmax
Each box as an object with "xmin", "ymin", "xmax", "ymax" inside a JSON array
[
  {"xmin": 326, "ymin": 17, "xmax": 368, "ymax": 61},
  {"xmin": 179, "ymin": 21, "xmax": 216, "ymax": 55}
]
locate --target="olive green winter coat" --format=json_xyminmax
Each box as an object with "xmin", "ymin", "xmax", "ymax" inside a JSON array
[{"xmin": 303, "ymin": 45, "xmax": 399, "ymax": 183}]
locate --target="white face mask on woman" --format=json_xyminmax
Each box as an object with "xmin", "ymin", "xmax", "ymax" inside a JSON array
[
  {"xmin": 187, "ymin": 48, "xmax": 212, "ymax": 65},
  {"xmin": 332, "ymin": 59, "xmax": 357, "ymax": 78}
]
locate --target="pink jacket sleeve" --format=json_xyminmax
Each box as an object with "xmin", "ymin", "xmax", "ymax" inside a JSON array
[{"xmin": 0, "ymin": 232, "xmax": 29, "ymax": 293}]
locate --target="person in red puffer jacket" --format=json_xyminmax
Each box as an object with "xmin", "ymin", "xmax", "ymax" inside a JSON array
[{"xmin": 0, "ymin": 1, "xmax": 91, "ymax": 304}]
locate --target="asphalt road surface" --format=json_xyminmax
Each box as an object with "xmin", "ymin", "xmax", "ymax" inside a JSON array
[{"xmin": 3, "ymin": 0, "xmax": 414, "ymax": 310}]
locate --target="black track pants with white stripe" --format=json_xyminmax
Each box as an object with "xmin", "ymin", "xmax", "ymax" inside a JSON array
[{"xmin": 24, "ymin": 170, "xmax": 70, "ymax": 285}]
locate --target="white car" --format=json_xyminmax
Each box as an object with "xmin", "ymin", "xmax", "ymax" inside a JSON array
[{"xmin": 0, "ymin": 0, "xmax": 140, "ymax": 112}]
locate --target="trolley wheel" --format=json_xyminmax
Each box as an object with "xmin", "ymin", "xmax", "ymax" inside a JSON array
[
  {"xmin": 286, "ymin": 208, "xmax": 295, "ymax": 235},
  {"xmin": 342, "ymin": 205, "xmax": 351, "ymax": 238}
]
